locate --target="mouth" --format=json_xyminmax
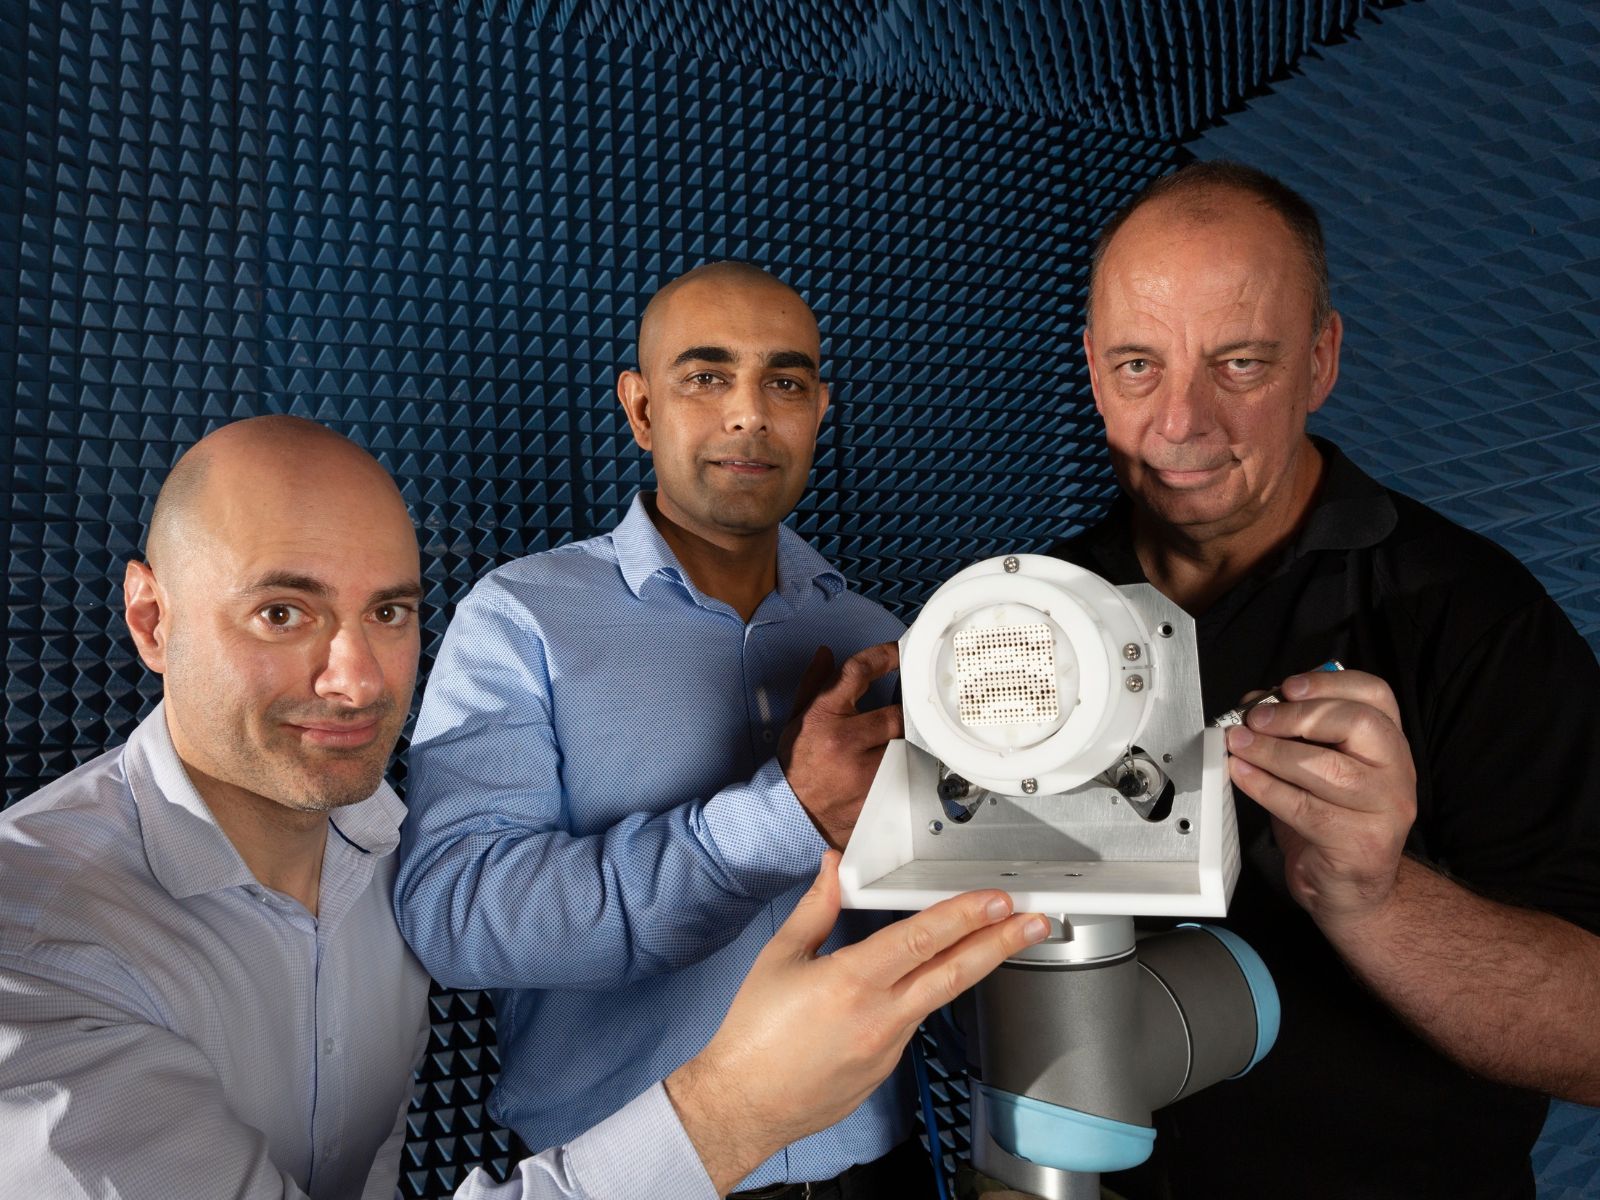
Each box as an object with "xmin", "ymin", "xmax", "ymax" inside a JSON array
[
  {"xmin": 709, "ymin": 458, "xmax": 779, "ymax": 476},
  {"xmin": 1151, "ymin": 462, "xmax": 1231, "ymax": 488},
  {"xmin": 284, "ymin": 718, "xmax": 383, "ymax": 750}
]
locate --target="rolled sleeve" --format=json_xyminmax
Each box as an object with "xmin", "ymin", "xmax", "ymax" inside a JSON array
[{"xmin": 702, "ymin": 756, "xmax": 830, "ymax": 886}]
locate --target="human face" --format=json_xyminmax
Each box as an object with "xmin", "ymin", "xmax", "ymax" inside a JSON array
[
  {"xmin": 618, "ymin": 277, "xmax": 829, "ymax": 544},
  {"xmin": 129, "ymin": 459, "xmax": 422, "ymax": 814},
  {"xmin": 1085, "ymin": 200, "xmax": 1341, "ymax": 541}
]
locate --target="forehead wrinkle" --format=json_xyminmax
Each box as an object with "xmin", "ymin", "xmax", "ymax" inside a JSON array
[{"xmin": 1109, "ymin": 260, "xmax": 1277, "ymax": 350}]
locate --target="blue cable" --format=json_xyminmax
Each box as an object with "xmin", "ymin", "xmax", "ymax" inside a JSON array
[{"xmin": 911, "ymin": 1034, "xmax": 951, "ymax": 1200}]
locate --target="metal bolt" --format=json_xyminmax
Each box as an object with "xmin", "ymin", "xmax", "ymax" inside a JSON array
[
  {"xmin": 1125, "ymin": 675, "xmax": 1145, "ymax": 692},
  {"xmin": 1122, "ymin": 642, "xmax": 1141, "ymax": 661},
  {"xmin": 1002, "ymin": 556, "xmax": 1020, "ymax": 573},
  {"xmin": 1162, "ymin": 753, "xmax": 1173, "ymax": 763},
  {"xmin": 1020, "ymin": 778, "xmax": 1038, "ymax": 794},
  {"xmin": 928, "ymin": 819, "xmax": 944, "ymax": 835}
]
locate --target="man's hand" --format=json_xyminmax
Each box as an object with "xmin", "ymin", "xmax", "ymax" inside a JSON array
[
  {"xmin": 779, "ymin": 643, "xmax": 903, "ymax": 848},
  {"xmin": 1225, "ymin": 669, "xmax": 1418, "ymax": 934},
  {"xmin": 665, "ymin": 851, "xmax": 1047, "ymax": 1193}
]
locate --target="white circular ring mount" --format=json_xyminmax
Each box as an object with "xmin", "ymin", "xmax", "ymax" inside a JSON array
[{"xmin": 901, "ymin": 554, "xmax": 1156, "ymax": 795}]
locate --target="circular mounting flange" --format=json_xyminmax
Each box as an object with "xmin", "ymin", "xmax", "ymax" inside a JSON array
[{"xmin": 901, "ymin": 554, "xmax": 1156, "ymax": 795}]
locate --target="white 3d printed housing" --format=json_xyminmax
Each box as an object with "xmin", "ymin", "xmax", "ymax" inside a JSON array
[{"xmin": 840, "ymin": 554, "xmax": 1240, "ymax": 916}]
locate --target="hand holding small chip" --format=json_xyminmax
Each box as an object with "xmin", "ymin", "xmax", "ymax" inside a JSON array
[{"xmin": 1224, "ymin": 669, "xmax": 1418, "ymax": 934}]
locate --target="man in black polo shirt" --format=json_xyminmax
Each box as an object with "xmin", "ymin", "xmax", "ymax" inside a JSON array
[{"xmin": 1052, "ymin": 161, "xmax": 1600, "ymax": 1199}]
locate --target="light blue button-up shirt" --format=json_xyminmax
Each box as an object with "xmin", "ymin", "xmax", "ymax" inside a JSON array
[
  {"xmin": 0, "ymin": 703, "xmax": 719, "ymax": 1200},
  {"xmin": 0, "ymin": 704, "xmax": 429, "ymax": 1199},
  {"xmin": 396, "ymin": 494, "xmax": 909, "ymax": 1186}
]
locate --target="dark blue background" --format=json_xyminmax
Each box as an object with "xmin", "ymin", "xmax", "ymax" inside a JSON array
[{"xmin": 3, "ymin": 1, "xmax": 1596, "ymax": 1194}]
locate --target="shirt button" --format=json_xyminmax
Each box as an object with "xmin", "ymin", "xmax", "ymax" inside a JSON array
[
  {"xmin": 323, "ymin": 1038, "xmax": 335, "ymax": 1055},
  {"xmin": 761, "ymin": 730, "xmax": 774, "ymax": 743}
]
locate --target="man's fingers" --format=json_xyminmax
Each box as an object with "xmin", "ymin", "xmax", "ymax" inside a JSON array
[
  {"xmin": 836, "ymin": 887, "xmax": 1020, "ymax": 990},
  {"xmin": 789, "ymin": 647, "xmax": 836, "ymax": 716},
  {"xmin": 818, "ymin": 642, "xmax": 899, "ymax": 712},
  {"xmin": 1280, "ymin": 668, "xmax": 1403, "ymax": 730},
  {"xmin": 1243, "ymin": 697, "xmax": 1409, "ymax": 770},
  {"xmin": 768, "ymin": 851, "xmax": 845, "ymax": 960},
  {"xmin": 891, "ymin": 913, "xmax": 1051, "ymax": 1020},
  {"xmin": 1228, "ymin": 722, "xmax": 1400, "ymax": 814},
  {"xmin": 1229, "ymin": 751, "xmax": 1325, "ymax": 834},
  {"xmin": 847, "ymin": 703, "xmax": 904, "ymax": 749}
]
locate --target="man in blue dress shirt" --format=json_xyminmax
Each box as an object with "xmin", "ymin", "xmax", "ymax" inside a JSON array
[
  {"xmin": 0, "ymin": 414, "xmax": 1049, "ymax": 1199},
  {"xmin": 397, "ymin": 263, "xmax": 923, "ymax": 1192}
]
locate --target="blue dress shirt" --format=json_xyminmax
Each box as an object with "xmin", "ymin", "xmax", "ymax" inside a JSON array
[{"xmin": 396, "ymin": 494, "xmax": 909, "ymax": 1187}]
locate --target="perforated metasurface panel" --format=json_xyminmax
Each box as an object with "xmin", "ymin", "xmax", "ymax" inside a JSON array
[{"xmin": 954, "ymin": 623, "xmax": 1060, "ymax": 728}]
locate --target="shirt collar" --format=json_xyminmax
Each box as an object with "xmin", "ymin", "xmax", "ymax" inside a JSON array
[
  {"xmin": 125, "ymin": 702, "xmax": 408, "ymax": 902},
  {"xmin": 1293, "ymin": 436, "xmax": 1397, "ymax": 555},
  {"xmin": 611, "ymin": 492, "xmax": 846, "ymax": 605}
]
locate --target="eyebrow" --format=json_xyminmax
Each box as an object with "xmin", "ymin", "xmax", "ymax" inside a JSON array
[
  {"xmin": 1211, "ymin": 339, "xmax": 1281, "ymax": 357},
  {"xmin": 667, "ymin": 346, "xmax": 819, "ymax": 372},
  {"xmin": 671, "ymin": 345, "xmax": 737, "ymax": 367},
  {"xmin": 766, "ymin": 350, "xmax": 818, "ymax": 372},
  {"xmin": 239, "ymin": 572, "xmax": 424, "ymax": 608},
  {"xmin": 1101, "ymin": 339, "xmax": 1283, "ymax": 359}
]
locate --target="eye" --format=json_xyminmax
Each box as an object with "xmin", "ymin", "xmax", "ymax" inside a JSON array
[
  {"xmin": 1119, "ymin": 358, "xmax": 1152, "ymax": 376},
  {"xmin": 1227, "ymin": 358, "xmax": 1258, "ymax": 371},
  {"xmin": 371, "ymin": 603, "xmax": 415, "ymax": 627},
  {"xmin": 769, "ymin": 376, "xmax": 805, "ymax": 393},
  {"xmin": 259, "ymin": 603, "xmax": 306, "ymax": 630},
  {"xmin": 685, "ymin": 371, "xmax": 722, "ymax": 387}
]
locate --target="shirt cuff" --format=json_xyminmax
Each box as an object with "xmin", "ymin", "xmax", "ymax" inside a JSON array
[
  {"xmin": 702, "ymin": 757, "xmax": 830, "ymax": 892},
  {"xmin": 567, "ymin": 1082, "xmax": 718, "ymax": 1200}
]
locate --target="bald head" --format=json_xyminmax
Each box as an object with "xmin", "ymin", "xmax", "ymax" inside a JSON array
[
  {"xmin": 126, "ymin": 414, "xmax": 422, "ymax": 818},
  {"xmin": 145, "ymin": 415, "xmax": 406, "ymax": 582},
  {"xmin": 636, "ymin": 262, "xmax": 815, "ymax": 371},
  {"xmin": 1088, "ymin": 162, "xmax": 1330, "ymax": 336}
]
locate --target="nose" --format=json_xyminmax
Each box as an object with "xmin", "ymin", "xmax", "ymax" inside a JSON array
[
  {"xmin": 723, "ymin": 375, "xmax": 771, "ymax": 435},
  {"xmin": 314, "ymin": 623, "xmax": 385, "ymax": 709},
  {"xmin": 1155, "ymin": 366, "xmax": 1217, "ymax": 443}
]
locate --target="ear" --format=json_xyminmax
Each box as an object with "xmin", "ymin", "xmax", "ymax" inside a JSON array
[
  {"xmin": 124, "ymin": 560, "xmax": 170, "ymax": 674},
  {"xmin": 617, "ymin": 370, "xmax": 653, "ymax": 451},
  {"xmin": 1083, "ymin": 326, "xmax": 1106, "ymax": 417},
  {"xmin": 1307, "ymin": 311, "xmax": 1342, "ymax": 416}
]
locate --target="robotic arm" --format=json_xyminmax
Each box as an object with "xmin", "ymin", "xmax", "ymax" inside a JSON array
[{"xmin": 839, "ymin": 554, "xmax": 1278, "ymax": 1197}]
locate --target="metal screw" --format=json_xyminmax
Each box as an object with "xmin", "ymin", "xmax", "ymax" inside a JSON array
[
  {"xmin": 1157, "ymin": 623, "xmax": 1174, "ymax": 638},
  {"xmin": 1162, "ymin": 753, "xmax": 1173, "ymax": 763},
  {"xmin": 1177, "ymin": 819, "xmax": 1192, "ymax": 835},
  {"xmin": 928, "ymin": 820, "xmax": 944, "ymax": 835},
  {"xmin": 1020, "ymin": 778, "xmax": 1038, "ymax": 794},
  {"xmin": 1122, "ymin": 642, "xmax": 1141, "ymax": 661},
  {"xmin": 1002, "ymin": 556, "xmax": 1020, "ymax": 573},
  {"xmin": 1125, "ymin": 675, "xmax": 1145, "ymax": 692}
]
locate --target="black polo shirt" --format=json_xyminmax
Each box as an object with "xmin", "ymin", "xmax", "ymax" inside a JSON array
[{"xmin": 1050, "ymin": 437, "xmax": 1600, "ymax": 1200}]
